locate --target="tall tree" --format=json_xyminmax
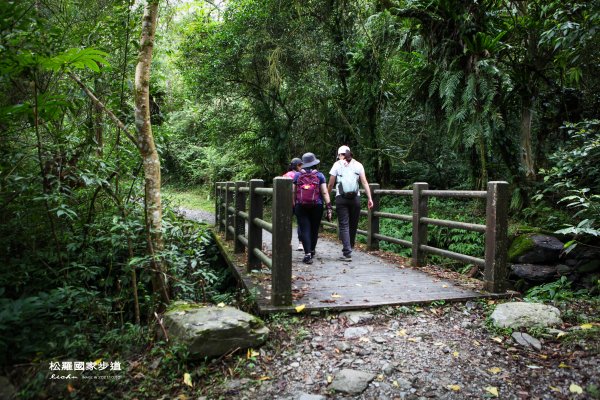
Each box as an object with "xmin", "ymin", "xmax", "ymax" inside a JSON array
[{"xmin": 135, "ymin": 0, "xmax": 169, "ymax": 307}]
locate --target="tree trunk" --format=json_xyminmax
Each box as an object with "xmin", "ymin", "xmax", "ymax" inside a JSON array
[
  {"xmin": 134, "ymin": 0, "xmax": 169, "ymax": 308},
  {"xmin": 520, "ymin": 98, "xmax": 536, "ymax": 181}
]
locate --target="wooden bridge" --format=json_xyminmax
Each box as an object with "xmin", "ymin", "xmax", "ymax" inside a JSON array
[{"xmin": 214, "ymin": 179, "xmax": 510, "ymax": 313}]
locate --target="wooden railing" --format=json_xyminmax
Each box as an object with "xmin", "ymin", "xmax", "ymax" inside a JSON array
[{"xmin": 215, "ymin": 179, "xmax": 509, "ymax": 306}]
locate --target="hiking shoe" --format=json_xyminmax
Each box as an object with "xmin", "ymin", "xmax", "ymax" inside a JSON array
[
  {"xmin": 297, "ymin": 244, "xmax": 304, "ymax": 251},
  {"xmin": 310, "ymin": 251, "xmax": 316, "ymax": 259},
  {"xmin": 302, "ymin": 254, "xmax": 313, "ymax": 264},
  {"xmin": 339, "ymin": 254, "xmax": 352, "ymax": 262}
]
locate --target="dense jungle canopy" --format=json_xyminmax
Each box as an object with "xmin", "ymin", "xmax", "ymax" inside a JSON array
[{"xmin": 0, "ymin": 0, "xmax": 599, "ymax": 397}]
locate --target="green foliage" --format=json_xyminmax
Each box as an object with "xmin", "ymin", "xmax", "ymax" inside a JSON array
[
  {"xmin": 377, "ymin": 196, "xmax": 485, "ymax": 267},
  {"xmin": 524, "ymin": 277, "xmax": 588, "ymax": 303}
]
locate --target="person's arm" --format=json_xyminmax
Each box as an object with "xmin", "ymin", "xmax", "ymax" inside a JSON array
[
  {"xmin": 327, "ymin": 175, "xmax": 336, "ymax": 194},
  {"xmin": 359, "ymin": 172, "xmax": 374, "ymax": 209},
  {"xmin": 320, "ymin": 183, "xmax": 331, "ymax": 205}
]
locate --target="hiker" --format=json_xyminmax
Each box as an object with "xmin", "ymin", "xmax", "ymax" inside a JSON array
[
  {"xmin": 283, "ymin": 157, "xmax": 304, "ymax": 251},
  {"xmin": 327, "ymin": 145, "xmax": 373, "ymax": 261},
  {"xmin": 293, "ymin": 152, "xmax": 332, "ymax": 264}
]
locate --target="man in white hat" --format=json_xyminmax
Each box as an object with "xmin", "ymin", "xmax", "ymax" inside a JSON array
[{"xmin": 327, "ymin": 145, "xmax": 373, "ymax": 261}]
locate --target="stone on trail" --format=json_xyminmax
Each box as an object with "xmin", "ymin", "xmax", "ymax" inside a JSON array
[
  {"xmin": 295, "ymin": 393, "xmax": 326, "ymax": 400},
  {"xmin": 330, "ymin": 369, "xmax": 376, "ymax": 394},
  {"xmin": 341, "ymin": 311, "xmax": 375, "ymax": 325},
  {"xmin": 490, "ymin": 302, "xmax": 562, "ymax": 329},
  {"xmin": 511, "ymin": 332, "xmax": 542, "ymax": 351},
  {"xmin": 162, "ymin": 303, "xmax": 269, "ymax": 359},
  {"xmin": 344, "ymin": 326, "xmax": 369, "ymax": 339}
]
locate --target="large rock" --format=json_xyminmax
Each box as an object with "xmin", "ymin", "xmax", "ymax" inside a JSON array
[
  {"xmin": 163, "ymin": 304, "xmax": 269, "ymax": 359},
  {"xmin": 330, "ymin": 369, "xmax": 376, "ymax": 394},
  {"xmin": 490, "ymin": 302, "xmax": 562, "ymax": 329},
  {"xmin": 510, "ymin": 263, "xmax": 559, "ymax": 283},
  {"xmin": 509, "ymin": 234, "xmax": 563, "ymax": 264}
]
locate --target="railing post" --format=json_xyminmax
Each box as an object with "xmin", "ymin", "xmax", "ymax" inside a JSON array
[
  {"xmin": 214, "ymin": 182, "xmax": 221, "ymax": 230},
  {"xmin": 247, "ymin": 179, "xmax": 264, "ymax": 272},
  {"xmin": 412, "ymin": 182, "xmax": 429, "ymax": 267},
  {"xmin": 234, "ymin": 181, "xmax": 247, "ymax": 254},
  {"xmin": 225, "ymin": 182, "xmax": 234, "ymax": 240},
  {"xmin": 367, "ymin": 183, "xmax": 380, "ymax": 250},
  {"xmin": 271, "ymin": 177, "xmax": 293, "ymax": 306},
  {"xmin": 217, "ymin": 182, "xmax": 226, "ymax": 232},
  {"xmin": 484, "ymin": 181, "xmax": 509, "ymax": 293}
]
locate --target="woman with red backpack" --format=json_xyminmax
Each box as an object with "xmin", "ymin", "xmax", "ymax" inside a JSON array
[{"xmin": 293, "ymin": 152, "xmax": 332, "ymax": 264}]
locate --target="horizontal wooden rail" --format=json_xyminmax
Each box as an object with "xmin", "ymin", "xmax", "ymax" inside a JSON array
[
  {"xmin": 374, "ymin": 189, "xmax": 412, "ymax": 196},
  {"xmin": 373, "ymin": 233, "xmax": 412, "ymax": 248},
  {"xmin": 420, "ymin": 217, "xmax": 486, "ymax": 233},
  {"xmin": 253, "ymin": 248, "xmax": 272, "ymax": 269},
  {"xmin": 422, "ymin": 190, "xmax": 487, "ymax": 199},
  {"xmin": 254, "ymin": 187, "xmax": 273, "ymax": 196},
  {"xmin": 373, "ymin": 211, "xmax": 412, "ymax": 222},
  {"xmin": 253, "ymin": 217, "xmax": 272, "ymax": 233},
  {"xmin": 419, "ymin": 244, "xmax": 485, "ymax": 267}
]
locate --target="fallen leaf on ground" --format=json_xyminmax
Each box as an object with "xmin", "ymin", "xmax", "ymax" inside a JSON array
[
  {"xmin": 295, "ymin": 304, "xmax": 305, "ymax": 313},
  {"xmin": 217, "ymin": 302, "xmax": 225, "ymax": 307},
  {"xmin": 559, "ymin": 362, "xmax": 569, "ymax": 368},
  {"xmin": 569, "ymin": 383, "xmax": 583, "ymax": 394},
  {"xmin": 452, "ymin": 351, "xmax": 459, "ymax": 358},
  {"xmin": 485, "ymin": 386, "xmax": 499, "ymax": 397},
  {"xmin": 579, "ymin": 323, "xmax": 593, "ymax": 330},
  {"xmin": 247, "ymin": 349, "xmax": 259, "ymax": 359},
  {"xmin": 183, "ymin": 372, "xmax": 193, "ymax": 387},
  {"xmin": 491, "ymin": 337, "xmax": 503, "ymax": 343},
  {"xmin": 258, "ymin": 376, "xmax": 270, "ymax": 381},
  {"xmin": 488, "ymin": 367, "xmax": 501, "ymax": 374},
  {"xmin": 331, "ymin": 293, "xmax": 342, "ymax": 298},
  {"xmin": 327, "ymin": 375, "xmax": 333, "ymax": 383},
  {"xmin": 447, "ymin": 384, "xmax": 461, "ymax": 391},
  {"xmin": 556, "ymin": 332, "xmax": 567, "ymax": 338},
  {"xmin": 396, "ymin": 329, "xmax": 407, "ymax": 337}
]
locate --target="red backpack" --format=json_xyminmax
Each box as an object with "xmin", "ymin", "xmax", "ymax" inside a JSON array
[{"xmin": 296, "ymin": 170, "xmax": 321, "ymax": 206}]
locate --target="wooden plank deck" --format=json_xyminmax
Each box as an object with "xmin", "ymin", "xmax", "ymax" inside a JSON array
[{"xmin": 213, "ymin": 229, "xmax": 506, "ymax": 314}]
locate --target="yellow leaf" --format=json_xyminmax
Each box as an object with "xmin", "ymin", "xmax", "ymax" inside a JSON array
[
  {"xmin": 488, "ymin": 367, "xmax": 501, "ymax": 374},
  {"xmin": 414, "ymin": 307, "xmax": 423, "ymax": 312},
  {"xmin": 217, "ymin": 302, "xmax": 225, "ymax": 307},
  {"xmin": 258, "ymin": 376, "xmax": 270, "ymax": 381},
  {"xmin": 377, "ymin": 374, "xmax": 384, "ymax": 381},
  {"xmin": 569, "ymin": 383, "xmax": 583, "ymax": 394},
  {"xmin": 396, "ymin": 329, "xmax": 407, "ymax": 337},
  {"xmin": 392, "ymin": 380, "xmax": 399, "ymax": 387},
  {"xmin": 539, "ymin": 354, "xmax": 548, "ymax": 359},
  {"xmin": 407, "ymin": 337, "xmax": 418, "ymax": 342},
  {"xmin": 491, "ymin": 337, "xmax": 503, "ymax": 343},
  {"xmin": 473, "ymin": 340, "xmax": 481, "ymax": 346},
  {"xmin": 94, "ymin": 358, "xmax": 102, "ymax": 365},
  {"xmin": 580, "ymin": 323, "xmax": 593, "ymax": 330},
  {"xmin": 556, "ymin": 332, "xmax": 567, "ymax": 338},
  {"xmin": 559, "ymin": 362, "xmax": 569, "ymax": 368},
  {"xmin": 433, "ymin": 342, "xmax": 444, "ymax": 346},
  {"xmin": 447, "ymin": 384, "xmax": 461, "ymax": 391},
  {"xmin": 453, "ymin": 351, "xmax": 459, "ymax": 358},
  {"xmin": 488, "ymin": 300, "xmax": 495, "ymax": 305},
  {"xmin": 327, "ymin": 375, "xmax": 333, "ymax": 383},
  {"xmin": 485, "ymin": 386, "xmax": 499, "ymax": 397},
  {"xmin": 549, "ymin": 386, "xmax": 561, "ymax": 392},
  {"xmin": 331, "ymin": 293, "xmax": 342, "ymax": 298},
  {"xmin": 183, "ymin": 373, "xmax": 193, "ymax": 387},
  {"xmin": 247, "ymin": 349, "xmax": 259, "ymax": 359},
  {"xmin": 442, "ymin": 284, "xmax": 448, "ymax": 288},
  {"xmin": 295, "ymin": 304, "xmax": 306, "ymax": 313}
]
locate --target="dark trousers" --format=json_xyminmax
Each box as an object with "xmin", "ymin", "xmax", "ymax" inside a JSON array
[
  {"xmin": 295, "ymin": 204, "xmax": 323, "ymax": 254},
  {"xmin": 335, "ymin": 195, "xmax": 361, "ymax": 256}
]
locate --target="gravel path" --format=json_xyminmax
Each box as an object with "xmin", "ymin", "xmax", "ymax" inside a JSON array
[
  {"xmin": 211, "ymin": 303, "xmax": 599, "ymax": 400},
  {"xmin": 177, "ymin": 207, "xmax": 215, "ymax": 225}
]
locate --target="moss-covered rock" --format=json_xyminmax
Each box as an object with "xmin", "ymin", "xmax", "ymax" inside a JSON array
[
  {"xmin": 162, "ymin": 303, "xmax": 269, "ymax": 359},
  {"xmin": 508, "ymin": 234, "xmax": 563, "ymax": 264}
]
